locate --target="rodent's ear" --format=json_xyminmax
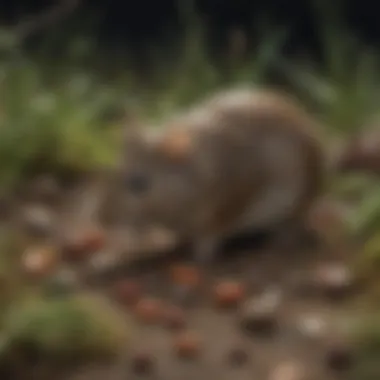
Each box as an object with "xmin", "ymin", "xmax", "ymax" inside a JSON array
[{"xmin": 156, "ymin": 129, "xmax": 193, "ymax": 162}]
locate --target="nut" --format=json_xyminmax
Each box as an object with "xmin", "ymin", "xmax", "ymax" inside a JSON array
[
  {"xmin": 213, "ymin": 280, "xmax": 246, "ymax": 309},
  {"xmin": 134, "ymin": 298, "xmax": 163, "ymax": 324},
  {"xmin": 169, "ymin": 264, "xmax": 201, "ymax": 288},
  {"xmin": 173, "ymin": 331, "xmax": 201, "ymax": 359}
]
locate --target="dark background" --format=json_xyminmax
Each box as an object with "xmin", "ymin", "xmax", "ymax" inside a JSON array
[{"xmin": 0, "ymin": 0, "xmax": 378, "ymax": 65}]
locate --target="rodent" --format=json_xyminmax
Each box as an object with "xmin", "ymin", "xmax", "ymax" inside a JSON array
[{"xmin": 105, "ymin": 87, "xmax": 326, "ymax": 263}]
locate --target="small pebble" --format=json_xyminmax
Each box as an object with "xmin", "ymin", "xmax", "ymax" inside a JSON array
[
  {"xmin": 296, "ymin": 314, "xmax": 328, "ymax": 340},
  {"xmin": 21, "ymin": 205, "xmax": 54, "ymax": 238},
  {"xmin": 269, "ymin": 361, "xmax": 306, "ymax": 380},
  {"xmin": 213, "ymin": 280, "xmax": 246, "ymax": 309},
  {"xmin": 113, "ymin": 279, "xmax": 142, "ymax": 306},
  {"xmin": 173, "ymin": 331, "xmax": 201, "ymax": 360},
  {"xmin": 162, "ymin": 305, "xmax": 186, "ymax": 330},
  {"xmin": 313, "ymin": 263, "xmax": 353, "ymax": 300},
  {"xmin": 130, "ymin": 351, "xmax": 154, "ymax": 374},
  {"xmin": 227, "ymin": 347, "xmax": 249, "ymax": 367},
  {"xmin": 239, "ymin": 289, "xmax": 281, "ymax": 336},
  {"xmin": 134, "ymin": 298, "xmax": 163, "ymax": 324},
  {"xmin": 22, "ymin": 245, "xmax": 59, "ymax": 279},
  {"xmin": 325, "ymin": 339, "xmax": 353, "ymax": 371}
]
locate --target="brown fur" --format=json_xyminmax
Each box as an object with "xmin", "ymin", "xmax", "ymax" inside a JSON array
[{"xmin": 114, "ymin": 87, "xmax": 326, "ymax": 261}]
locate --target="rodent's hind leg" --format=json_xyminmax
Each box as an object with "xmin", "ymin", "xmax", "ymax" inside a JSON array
[{"xmin": 193, "ymin": 235, "xmax": 220, "ymax": 265}]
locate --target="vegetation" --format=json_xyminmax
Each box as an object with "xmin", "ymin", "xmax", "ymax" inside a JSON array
[
  {"xmin": 0, "ymin": 1, "xmax": 380, "ymax": 377},
  {"xmin": 0, "ymin": 228, "xmax": 131, "ymax": 375}
]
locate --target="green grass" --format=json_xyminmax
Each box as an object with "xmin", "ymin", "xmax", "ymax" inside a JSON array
[
  {"xmin": 0, "ymin": 15, "xmax": 288, "ymax": 192},
  {"xmin": 277, "ymin": 1, "xmax": 380, "ymax": 138},
  {"xmin": 0, "ymin": 57, "xmax": 123, "ymax": 189},
  {"xmin": 0, "ymin": 228, "xmax": 131, "ymax": 370},
  {"xmin": 1, "ymin": 293, "xmax": 131, "ymax": 361}
]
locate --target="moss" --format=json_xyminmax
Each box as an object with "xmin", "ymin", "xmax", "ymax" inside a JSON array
[
  {"xmin": 347, "ymin": 314, "xmax": 380, "ymax": 380},
  {"xmin": 0, "ymin": 293, "xmax": 132, "ymax": 364}
]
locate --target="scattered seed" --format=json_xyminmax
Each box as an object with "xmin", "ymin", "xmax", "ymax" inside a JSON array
[
  {"xmin": 134, "ymin": 297, "xmax": 163, "ymax": 324},
  {"xmin": 173, "ymin": 331, "xmax": 201, "ymax": 360},
  {"xmin": 169, "ymin": 264, "xmax": 202, "ymax": 288},
  {"xmin": 213, "ymin": 280, "xmax": 246, "ymax": 309}
]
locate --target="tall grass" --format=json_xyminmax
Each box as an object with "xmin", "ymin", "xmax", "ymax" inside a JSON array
[
  {"xmin": 278, "ymin": 1, "xmax": 380, "ymax": 137},
  {"xmin": 0, "ymin": 9, "xmax": 288, "ymax": 192}
]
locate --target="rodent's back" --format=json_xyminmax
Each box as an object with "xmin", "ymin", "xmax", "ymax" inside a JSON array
[
  {"xmin": 161, "ymin": 88, "xmax": 325, "ymax": 236},
  {"xmin": 116, "ymin": 88, "xmax": 325, "ymax": 240}
]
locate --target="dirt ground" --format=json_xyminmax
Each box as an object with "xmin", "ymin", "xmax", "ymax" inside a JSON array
[
  {"xmin": 66, "ymin": 229, "xmax": 356, "ymax": 380},
  {"xmin": 6, "ymin": 177, "xmax": 358, "ymax": 380}
]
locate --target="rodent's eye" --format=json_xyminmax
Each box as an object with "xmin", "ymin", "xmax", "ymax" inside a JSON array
[{"xmin": 123, "ymin": 172, "xmax": 150, "ymax": 195}]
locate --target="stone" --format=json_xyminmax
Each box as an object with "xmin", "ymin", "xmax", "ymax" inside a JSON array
[
  {"xmin": 313, "ymin": 263, "xmax": 353, "ymax": 300},
  {"xmin": 239, "ymin": 288, "xmax": 281, "ymax": 336}
]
